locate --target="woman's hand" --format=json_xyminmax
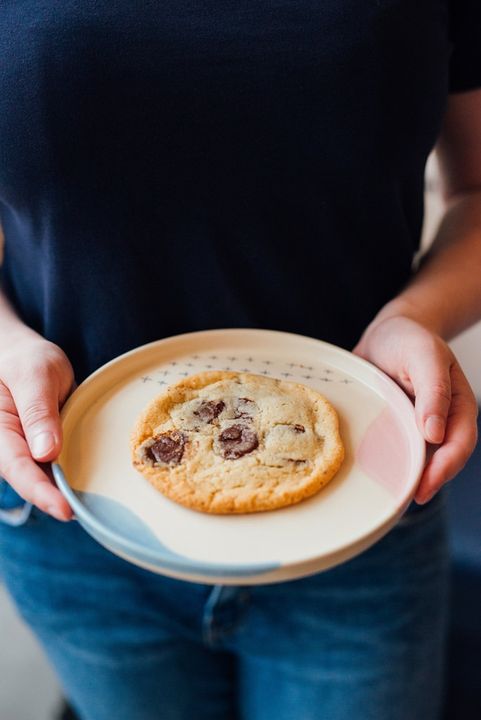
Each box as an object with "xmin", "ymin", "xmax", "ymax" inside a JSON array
[
  {"xmin": 353, "ymin": 315, "xmax": 478, "ymax": 503},
  {"xmin": 0, "ymin": 332, "xmax": 75, "ymax": 520}
]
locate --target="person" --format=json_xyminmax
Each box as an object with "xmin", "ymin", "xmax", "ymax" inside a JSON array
[{"xmin": 0, "ymin": 3, "xmax": 480, "ymax": 719}]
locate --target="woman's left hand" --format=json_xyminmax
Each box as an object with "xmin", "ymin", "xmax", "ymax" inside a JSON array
[{"xmin": 353, "ymin": 315, "xmax": 478, "ymax": 503}]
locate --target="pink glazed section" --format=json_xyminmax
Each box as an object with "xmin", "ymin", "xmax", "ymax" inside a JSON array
[{"xmin": 356, "ymin": 405, "xmax": 414, "ymax": 499}]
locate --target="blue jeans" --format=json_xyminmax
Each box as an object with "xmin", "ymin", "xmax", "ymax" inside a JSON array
[{"xmin": 0, "ymin": 480, "xmax": 449, "ymax": 720}]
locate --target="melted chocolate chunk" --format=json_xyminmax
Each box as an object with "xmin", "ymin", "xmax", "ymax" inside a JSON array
[
  {"xmin": 233, "ymin": 397, "xmax": 257, "ymax": 418},
  {"xmin": 147, "ymin": 431, "xmax": 186, "ymax": 465},
  {"xmin": 293, "ymin": 424, "xmax": 305, "ymax": 433},
  {"xmin": 218, "ymin": 423, "xmax": 259, "ymax": 459},
  {"xmin": 194, "ymin": 400, "xmax": 225, "ymax": 423}
]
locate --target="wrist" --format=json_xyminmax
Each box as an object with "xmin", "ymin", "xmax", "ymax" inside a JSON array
[
  {"xmin": 367, "ymin": 297, "xmax": 446, "ymax": 338},
  {"xmin": 0, "ymin": 289, "xmax": 42, "ymax": 344},
  {"xmin": 0, "ymin": 322, "xmax": 42, "ymax": 347}
]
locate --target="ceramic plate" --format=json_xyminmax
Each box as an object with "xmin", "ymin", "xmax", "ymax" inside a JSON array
[{"xmin": 52, "ymin": 328, "xmax": 425, "ymax": 585}]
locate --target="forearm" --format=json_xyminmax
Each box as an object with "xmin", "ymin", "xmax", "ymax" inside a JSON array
[{"xmin": 370, "ymin": 190, "xmax": 481, "ymax": 340}]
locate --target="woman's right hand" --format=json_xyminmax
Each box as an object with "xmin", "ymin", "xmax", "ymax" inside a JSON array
[{"xmin": 0, "ymin": 331, "xmax": 75, "ymax": 520}]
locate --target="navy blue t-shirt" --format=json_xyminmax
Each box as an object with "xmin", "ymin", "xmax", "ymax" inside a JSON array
[{"xmin": 0, "ymin": 2, "xmax": 480, "ymax": 382}]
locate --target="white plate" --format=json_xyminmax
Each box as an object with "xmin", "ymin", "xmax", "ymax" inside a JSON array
[{"xmin": 53, "ymin": 328, "xmax": 425, "ymax": 585}]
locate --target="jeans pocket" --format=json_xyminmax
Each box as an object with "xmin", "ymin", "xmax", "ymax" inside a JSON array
[{"xmin": 0, "ymin": 477, "xmax": 33, "ymax": 527}]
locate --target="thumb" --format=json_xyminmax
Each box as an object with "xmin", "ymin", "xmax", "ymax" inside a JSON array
[
  {"xmin": 409, "ymin": 356, "xmax": 452, "ymax": 445},
  {"xmin": 11, "ymin": 377, "xmax": 63, "ymax": 462}
]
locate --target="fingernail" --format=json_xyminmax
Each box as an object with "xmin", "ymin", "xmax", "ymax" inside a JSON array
[
  {"xmin": 425, "ymin": 416, "xmax": 445, "ymax": 444},
  {"xmin": 47, "ymin": 505, "xmax": 69, "ymax": 522},
  {"xmin": 31, "ymin": 431, "xmax": 56, "ymax": 458}
]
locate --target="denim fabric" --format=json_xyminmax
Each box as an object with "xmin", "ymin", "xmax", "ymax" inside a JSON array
[
  {"xmin": 0, "ymin": 479, "xmax": 32, "ymax": 526},
  {"xmin": 0, "ymin": 480, "xmax": 449, "ymax": 720}
]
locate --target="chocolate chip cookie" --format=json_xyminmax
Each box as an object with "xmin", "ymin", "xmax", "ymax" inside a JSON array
[{"xmin": 131, "ymin": 371, "xmax": 344, "ymax": 514}]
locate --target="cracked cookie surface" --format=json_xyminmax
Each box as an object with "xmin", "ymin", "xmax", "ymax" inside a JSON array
[{"xmin": 131, "ymin": 371, "xmax": 344, "ymax": 514}]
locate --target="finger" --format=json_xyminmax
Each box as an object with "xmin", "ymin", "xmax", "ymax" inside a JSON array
[
  {"xmin": 0, "ymin": 386, "xmax": 72, "ymax": 520},
  {"xmin": 415, "ymin": 365, "xmax": 478, "ymax": 503},
  {"xmin": 8, "ymin": 368, "xmax": 63, "ymax": 462},
  {"xmin": 64, "ymin": 378, "xmax": 78, "ymax": 404},
  {"xmin": 409, "ymin": 353, "xmax": 452, "ymax": 445}
]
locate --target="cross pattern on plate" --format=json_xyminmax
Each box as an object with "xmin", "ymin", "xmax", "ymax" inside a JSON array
[{"xmin": 137, "ymin": 353, "xmax": 355, "ymax": 387}]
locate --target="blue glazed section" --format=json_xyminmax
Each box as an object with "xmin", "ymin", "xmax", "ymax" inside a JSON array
[
  {"xmin": 52, "ymin": 463, "xmax": 279, "ymax": 578},
  {"xmin": 78, "ymin": 490, "xmax": 190, "ymax": 557}
]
